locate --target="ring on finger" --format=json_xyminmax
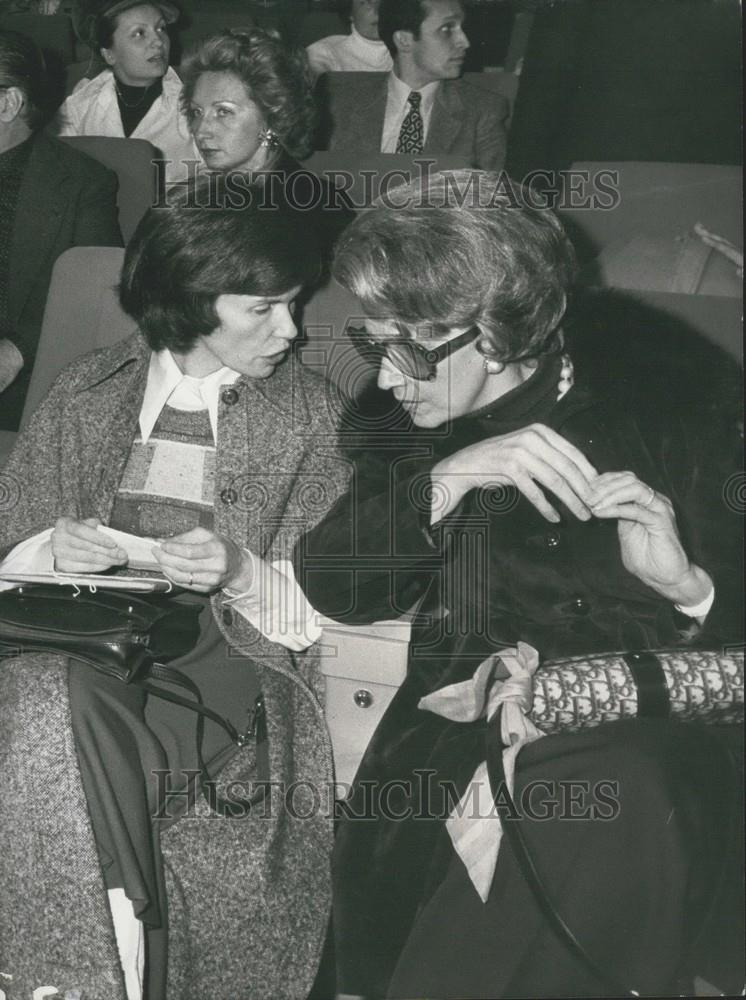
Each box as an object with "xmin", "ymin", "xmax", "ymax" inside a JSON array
[{"xmin": 641, "ymin": 485, "xmax": 656, "ymax": 509}]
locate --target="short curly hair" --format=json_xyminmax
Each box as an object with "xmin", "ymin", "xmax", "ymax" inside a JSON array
[
  {"xmin": 119, "ymin": 178, "xmax": 322, "ymax": 353},
  {"xmin": 332, "ymin": 170, "xmax": 577, "ymax": 363},
  {"xmin": 180, "ymin": 28, "xmax": 316, "ymax": 162}
]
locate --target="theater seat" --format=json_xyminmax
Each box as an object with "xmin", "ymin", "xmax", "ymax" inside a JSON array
[
  {"xmin": 560, "ymin": 161, "xmax": 742, "ymax": 258},
  {"xmin": 463, "ymin": 70, "xmax": 519, "ymax": 127},
  {"xmin": 20, "ymin": 246, "xmax": 130, "ymax": 431},
  {"xmin": 58, "ymin": 136, "xmax": 160, "ymax": 243},
  {"xmin": 303, "ymin": 150, "xmax": 468, "ymax": 208},
  {"xmin": 0, "ymin": 246, "xmax": 128, "ymax": 467}
]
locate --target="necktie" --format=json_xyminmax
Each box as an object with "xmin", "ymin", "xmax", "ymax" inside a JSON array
[{"xmin": 396, "ymin": 91, "xmax": 424, "ymax": 154}]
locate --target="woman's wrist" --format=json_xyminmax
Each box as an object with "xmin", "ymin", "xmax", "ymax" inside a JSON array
[
  {"xmin": 655, "ymin": 564, "xmax": 713, "ymax": 608},
  {"xmin": 223, "ymin": 546, "xmax": 255, "ymax": 595},
  {"xmin": 430, "ymin": 455, "xmax": 474, "ymax": 524}
]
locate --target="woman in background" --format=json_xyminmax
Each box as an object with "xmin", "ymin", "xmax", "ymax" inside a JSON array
[
  {"xmin": 306, "ymin": 0, "xmax": 392, "ymax": 76},
  {"xmin": 180, "ymin": 27, "xmax": 353, "ymax": 259},
  {"xmin": 56, "ymin": 0, "xmax": 193, "ymax": 185}
]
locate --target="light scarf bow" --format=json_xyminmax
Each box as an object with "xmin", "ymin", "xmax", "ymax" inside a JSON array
[{"xmin": 418, "ymin": 642, "xmax": 543, "ymax": 902}]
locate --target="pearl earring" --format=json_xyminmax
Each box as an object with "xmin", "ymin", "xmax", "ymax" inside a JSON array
[
  {"xmin": 258, "ymin": 128, "xmax": 280, "ymax": 150},
  {"xmin": 478, "ymin": 337, "xmax": 505, "ymax": 375},
  {"xmin": 557, "ymin": 353, "xmax": 574, "ymax": 399},
  {"xmin": 482, "ymin": 357, "xmax": 506, "ymax": 375}
]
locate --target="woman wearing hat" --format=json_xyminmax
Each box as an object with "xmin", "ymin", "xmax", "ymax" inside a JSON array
[{"xmin": 55, "ymin": 0, "xmax": 194, "ymax": 185}]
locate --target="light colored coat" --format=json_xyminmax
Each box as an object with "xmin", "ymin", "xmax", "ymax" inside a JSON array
[
  {"xmin": 0, "ymin": 333, "xmax": 350, "ymax": 998},
  {"xmin": 55, "ymin": 67, "xmax": 195, "ymax": 186}
]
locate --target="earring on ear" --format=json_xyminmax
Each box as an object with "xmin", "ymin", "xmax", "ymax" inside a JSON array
[
  {"xmin": 483, "ymin": 357, "xmax": 506, "ymax": 375},
  {"xmin": 478, "ymin": 337, "xmax": 505, "ymax": 375},
  {"xmin": 258, "ymin": 128, "xmax": 280, "ymax": 150}
]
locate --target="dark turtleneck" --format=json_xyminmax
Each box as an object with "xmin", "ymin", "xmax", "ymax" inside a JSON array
[{"xmin": 114, "ymin": 76, "xmax": 163, "ymax": 137}]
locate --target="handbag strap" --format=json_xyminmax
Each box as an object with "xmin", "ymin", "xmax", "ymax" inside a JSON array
[
  {"xmin": 0, "ymin": 643, "xmax": 266, "ymax": 819},
  {"xmin": 138, "ymin": 663, "xmax": 268, "ymax": 819},
  {"xmin": 485, "ymin": 704, "xmax": 639, "ymax": 997},
  {"xmin": 622, "ymin": 650, "xmax": 671, "ymax": 717}
]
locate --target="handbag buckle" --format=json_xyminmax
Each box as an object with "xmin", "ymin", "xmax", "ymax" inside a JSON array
[{"xmin": 237, "ymin": 694, "xmax": 265, "ymax": 747}]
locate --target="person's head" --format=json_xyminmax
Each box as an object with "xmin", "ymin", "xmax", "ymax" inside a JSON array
[
  {"xmin": 0, "ymin": 29, "xmax": 53, "ymax": 140},
  {"xmin": 339, "ymin": 0, "xmax": 382, "ymax": 41},
  {"xmin": 181, "ymin": 28, "xmax": 315, "ymax": 173},
  {"xmin": 333, "ymin": 170, "xmax": 577, "ymax": 427},
  {"xmin": 75, "ymin": 0, "xmax": 178, "ymax": 86},
  {"xmin": 378, "ymin": 0, "xmax": 468, "ymax": 86},
  {"xmin": 119, "ymin": 181, "xmax": 322, "ymax": 377}
]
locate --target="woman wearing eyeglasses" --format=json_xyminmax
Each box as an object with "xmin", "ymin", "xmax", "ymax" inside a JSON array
[{"xmin": 289, "ymin": 171, "xmax": 744, "ymax": 999}]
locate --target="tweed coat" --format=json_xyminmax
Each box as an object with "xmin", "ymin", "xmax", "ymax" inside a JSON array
[
  {"xmin": 0, "ymin": 332, "xmax": 350, "ymax": 999},
  {"xmin": 1, "ymin": 131, "xmax": 122, "ymax": 431},
  {"xmin": 317, "ymin": 71, "xmax": 509, "ymax": 170}
]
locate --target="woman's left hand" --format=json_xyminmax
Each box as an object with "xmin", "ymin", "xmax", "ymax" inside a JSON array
[
  {"xmin": 587, "ymin": 472, "xmax": 713, "ymax": 606},
  {"xmin": 154, "ymin": 527, "xmax": 248, "ymax": 593}
]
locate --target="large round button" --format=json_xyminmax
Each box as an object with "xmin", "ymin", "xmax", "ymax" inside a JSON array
[
  {"xmin": 222, "ymin": 387, "xmax": 239, "ymax": 406},
  {"xmin": 222, "ymin": 608, "xmax": 234, "ymax": 627},
  {"xmin": 353, "ymin": 689, "xmax": 374, "ymax": 708},
  {"xmin": 220, "ymin": 487, "xmax": 238, "ymax": 506},
  {"xmin": 570, "ymin": 596, "xmax": 590, "ymax": 616},
  {"xmin": 545, "ymin": 530, "xmax": 561, "ymax": 549}
]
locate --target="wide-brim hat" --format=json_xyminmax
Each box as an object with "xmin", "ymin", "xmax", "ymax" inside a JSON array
[{"xmin": 72, "ymin": 0, "xmax": 180, "ymax": 49}]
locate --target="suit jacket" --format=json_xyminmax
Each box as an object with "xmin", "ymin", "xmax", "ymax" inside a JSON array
[
  {"xmin": 318, "ymin": 71, "xmax": 509, "ymax": 171},
  {"xmin": 0, "ymin": 333, "xmax": 350, "ymax": 997},
  {"xmin": 1, "ymin": 131, "xmax": 122, "ymax": 430}
]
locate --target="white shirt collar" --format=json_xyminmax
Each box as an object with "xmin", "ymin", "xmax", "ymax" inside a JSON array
[
  {"xmin": 139, "ymin": 349, "xmax": 239, "ymax": 445},
  {"xmin": 387, "ymin": 71, "xmax": 440, "ymax": 116}
]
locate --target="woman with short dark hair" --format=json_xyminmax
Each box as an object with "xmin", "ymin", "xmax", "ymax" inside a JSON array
[
  {"xmin": 293, "ymin": 170, "xmax": 744, "ymax": 999},
  {"xmin": 0, "ymin": 184, "xmax": 348, "ymax": 998}
]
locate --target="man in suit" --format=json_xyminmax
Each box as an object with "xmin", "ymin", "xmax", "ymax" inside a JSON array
[
  {"xmin": 318, "ymin": 0, "xmax": 509, "ymax": 169},
  {"xmin": 0, "ymin": 29, "xmax": 121, "ymax": 432}
]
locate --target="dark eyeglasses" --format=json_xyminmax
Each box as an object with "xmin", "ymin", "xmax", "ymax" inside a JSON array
[{"xmin": 347, "ymin": 324, "xmax": 481, "ymax": 381}]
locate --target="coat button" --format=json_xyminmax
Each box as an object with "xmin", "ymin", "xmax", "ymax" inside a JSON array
[
  {"xmin": 220, "ymin": 487, "xmax": 238, "ymax": 506},
  {"xmin": 545, "ymin": 530, "xmax": 561, "ymax": 549},
  {"xmin": 570, "ymin": 595, "xmax": 590, "ymax": 615},
  {"xmin": 222, "ymin": 387, "xmax": 240, "ymax": 406},
  {"xmin": 222, "ymin": 608, "xmax": 234, "ymax": 627}
]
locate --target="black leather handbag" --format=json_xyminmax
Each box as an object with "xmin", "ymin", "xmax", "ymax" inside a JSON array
[
  {"xmin": 0, "ymin": 584, "xmax": 265, "ymax": 816},
  {"xmin": 0, "ymin": 583, "xmax": 199, "ymax": 681}
]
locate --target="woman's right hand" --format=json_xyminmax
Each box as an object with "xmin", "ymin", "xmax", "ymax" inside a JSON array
[
  {"xmin": 430, "ymin": 423, "xmax": 598, "ymax": 524},
  {"xmin": 51, "ymin": 517, "xmax": 128, "ymax": 574}
]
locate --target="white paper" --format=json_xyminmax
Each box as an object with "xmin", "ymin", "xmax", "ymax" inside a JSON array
[{"xmin": 97, "ymin": 526, "xmax": 162, "ymax": 571}]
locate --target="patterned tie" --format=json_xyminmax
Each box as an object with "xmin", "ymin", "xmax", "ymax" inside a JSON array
[{"xmin": 396, "ymin": 91, "xmax": 424, "ymax": 154}]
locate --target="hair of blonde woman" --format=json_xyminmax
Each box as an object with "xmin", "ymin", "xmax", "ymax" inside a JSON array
[
  {"xmin": 332, "ymin": 169, "xmax": 577, "ymax": 362},
  {"xmin": 180, "ymin": 27, "xmax": 317, "ymax": 161}
]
